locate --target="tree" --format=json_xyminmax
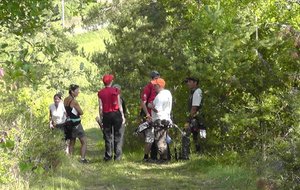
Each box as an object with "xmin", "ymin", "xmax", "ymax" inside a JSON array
[{"xmin": 86, "ymin": 0, "xmax": 300, "ymax": 187}]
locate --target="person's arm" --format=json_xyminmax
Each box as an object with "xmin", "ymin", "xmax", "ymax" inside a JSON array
[
  {"xmin": 118, "ymin": 95, "xmax": 125, "ymax": 125},
  {"xmin": 140, "ymin": 86, "xmax": 151, "ymax": 119},
  {"xmin": 62, "ymin": 106, "xmax": 67, "ymax": 122},
  {"xmin": 190, "ymin": 88, "xmax": 202, "ymax": 118},
  {"xmin": 72, "ymin": 100, "xmax": 83, "ymax": 115},
  {"xmin": 141, "ymin": 100, "xmax": 152, "ymax": 119},
  {"xmin": 49, "ymin": 110, "xmax": 54, "ymax": 129},
  {"xmin": 190, "ymin": 106, "xmax": 198, "ymax": 118},
  {"xmin": 147, "ymin": 102, "xmax": 157, "ymax": 113},
  {"xmin": 98, "ymin": 98, "xmax": 103, "ymax": 127}
]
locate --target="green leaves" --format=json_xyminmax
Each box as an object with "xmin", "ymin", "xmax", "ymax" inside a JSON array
[
  {"xmin": 0, "ymin": 139, "xmax": 15, "ymax": 150},
  {"xmin": 19, "ymin": 162, "xmax": 34, "ymax": 173},
  {"xmin": 0, "ymin": 0, "xmax": 53, "ymax": 35}
]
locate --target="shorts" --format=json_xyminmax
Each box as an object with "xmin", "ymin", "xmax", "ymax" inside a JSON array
[
  {"xmin": 65, "ymin": 123, "xmax": 85, "ymax": 140},
  {"xmin": 55, "ymin": 123, "xmax": 65, "ymax": 131},
  {"xmin": 72, "ymin": 123, "xmax": 85, "ymax": 139},
  {"xmin": 144, "ymin": 127, "xmax": 154, "ymax": 143}
]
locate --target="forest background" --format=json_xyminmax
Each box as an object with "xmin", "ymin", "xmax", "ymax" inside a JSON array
[{"xmin": 0, "ymin": 0, "xmax": 299, "ymax": 189}]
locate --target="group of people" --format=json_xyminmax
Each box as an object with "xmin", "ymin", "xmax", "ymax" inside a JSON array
[
  {"xmin": 49, "ymin": 84, "xmax": 87, "ymax": 163},
  {"xmin": 139, "ymin": 71, "xmax": 206, "ymax": 162},
  {"xmin": 49, "ymin": 70, "xmax": 206, "ymax": 163}
]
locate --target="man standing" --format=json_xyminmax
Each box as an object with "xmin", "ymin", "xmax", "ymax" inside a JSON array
[
  {"xmin": 98, "ymin": 74, "xmax": 125, "ymax": 161},
  {"xmin": 140, "ymin": 71, "xmax": 160, "ymax": 161},
  {"xmin": 180, "ymin": 77, "xmax": 205, "ymax": 160},
  {"xmin": 149, "ymin": 78, "xmax": 172, "ymax": 162}
]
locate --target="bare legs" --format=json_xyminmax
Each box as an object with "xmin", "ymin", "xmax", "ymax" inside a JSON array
[{"xmin": 68, "ymin": 136, "xmax": 87, "ymax": 159}]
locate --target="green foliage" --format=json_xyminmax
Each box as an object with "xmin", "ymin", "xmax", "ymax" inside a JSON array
[
  {"xmin": 86, "ymin": 0, "xmax": 300, "ymax": 188},
  {"xmin": 0, "ymin": 0, "xmax": 300, "ymax": 188},
  {"xmin": 0, "ymin": 0, "xmax": 56, "ymax": 35},
  {"xmin": 0, "ymin": 0, "xmax": 101, "ymax": 186}
]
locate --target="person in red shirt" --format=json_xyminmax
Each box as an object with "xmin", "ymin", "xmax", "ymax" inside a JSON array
[
  {"xmin": 98, "ymin": 74, "xmax": 125, "ymax": 161},
  {"xmin": 140, "ymin": 71, "xmax": 160, "ymax": 161}
]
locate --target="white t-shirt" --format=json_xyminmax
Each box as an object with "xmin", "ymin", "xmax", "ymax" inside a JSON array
[
  {"xmin": 49, "ymin": 102, "xmax": 66, "ymax": 124},
  {"xmin": 151, "ymin": 89, "xmax": 172, "ymax": 122},
  {"xmin": 192, "ymin": 88, "xmax": 202, "ymax": 106}
]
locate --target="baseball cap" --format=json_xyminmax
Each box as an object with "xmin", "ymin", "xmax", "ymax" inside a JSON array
[
  {"xmin": 102, "ymin": 74, "xmax": 114, "ymax": 85},
  {"xmin": 151, "ymin": 78, "xmax": 165, "ymax": 88},
  {"xmin": 150, "ymin": 70, "xmax": 160, "ymax": 79},
  {"xmin": 112, "ymin": 84, "xmax": 121, "ymax": 90}
]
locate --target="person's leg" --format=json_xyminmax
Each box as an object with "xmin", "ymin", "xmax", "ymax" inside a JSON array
[
  {"xmin": 156, "ymin": 129, "xmax": 168, "ymax": 160},
  {"xmin": 69, "ymin": 138, "xmax": 76, "ymax": 155},
  {"xmin": 143, "ymin": 127, "xmax": 154, "ymax": 160},
  {"xmin": 180, "ymin": 128, "xmax": 191, "ymax": 160},
  {"xmin": 65, "ymin": 139, "xmax": 70, "ymax": 155},
  {"xmin": 79, "ymin": 136, "xmax": 87, "ymax": 159},
  {"xmin": 102, "ymin": 113, "xmax": 113, "ymax": 160},
  {"xmin": 112, "ymin": 112, "xmax": 124, "ymax": 160},
  {"xmin": 74, "ymin": 123, "xmax": 87, "ymax": 160},
  {"xmin": 150, "ymin": 142, "xmax": 158, "ymax": 160},
  {"xmin": 144, "ymin": 143, "xmax": 152, "ymax": 160},
  {"xmin": 64, "ymin": 125, "xmax": 73, "ymax": 154},
  {"xmin": 192, "ymin": 130, "xmax": 200, "ymax": 153}
]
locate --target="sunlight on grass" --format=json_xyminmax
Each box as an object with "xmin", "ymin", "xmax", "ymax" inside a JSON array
[
  {"xmin": 70, "ymin": 29, "xmax": 111, "ymax": 55},
  {"xmin": 30, "ymin": 122, "xmax": 256, "ymax": 190}
]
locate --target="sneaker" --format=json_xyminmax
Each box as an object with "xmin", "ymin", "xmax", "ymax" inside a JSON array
[{"xmin": 80, "ymin": 158, "xmax": 88, "ymax": 164}]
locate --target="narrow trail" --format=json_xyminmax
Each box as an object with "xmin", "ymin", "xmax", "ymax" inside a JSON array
[{"xmin": 35, "ymin": 124, "xmax": 255, "ymax": 190}]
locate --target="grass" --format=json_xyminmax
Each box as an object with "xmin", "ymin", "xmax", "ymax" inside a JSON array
[
  {"xmin": 69, "ymin": 29, "xmax": 111, "ymax": 55},
  {"xmin": 29, "ymin": 123, "xmax": 257, "ymax": 190}
]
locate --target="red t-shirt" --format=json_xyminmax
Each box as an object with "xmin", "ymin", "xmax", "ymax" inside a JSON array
[
  {"xmin": 98, "ymin": 87, "xmax": 120, "ymax": 113},
  {"xmin": 141, "ymin": 82, "xmax": 157, "ymax": 115}
]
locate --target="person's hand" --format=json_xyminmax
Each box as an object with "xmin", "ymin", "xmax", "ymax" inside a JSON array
[
  {"xmin": 95, "ymin": 116, "xmax": 103, "ymax": 129},
  {"xmin": 146, "ymin": 113, "xmax": 151, "ymax": 119},
  {"xmin": 50, "ymin": 123, "xmax": 54, "ymax": 129},
  {"xmin": 147, "ymin": 103, "xmax": 155, "ymax": 109},
  {"xmin": 148, "ymin": 103, "xmax": 158, "ymax": 113},
  {"xmin": 122, "ymin": 116, "xmax": 126, "ymax": 125},
  {"xmin": 146, "ymin": 115, "xmax": 152, "ymax": 122}
]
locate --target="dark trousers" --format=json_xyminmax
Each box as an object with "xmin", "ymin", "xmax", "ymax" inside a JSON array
[
  {"xmin": 150, "ymin": 143, "xmax": 158, "ymax": 159},
  {"xmin": 181, "ymin": 129, "xmax": 200, "ymax": 159},
  {"xmin": 102, "ymin": 111, "xmax": 124, "ymax": 160}
]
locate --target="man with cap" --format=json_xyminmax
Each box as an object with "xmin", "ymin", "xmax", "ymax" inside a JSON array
[
  {"xmin": 140, "ymin": 71, "xmax": 160, "ymax": 161},
  {"xmin": 113, "ymin": 84, "xmax": 127, "ymax": 119},
  {"xmin": 180, "ymin": 77, "xmax": 205, "ymax": 160},
  {"xmin": 148, "ymin": 78, "xmax": 173, "ymax": 162},
  {"xmin": 98, "ymin": 74, "xmax": 125, "ymax": 161}
]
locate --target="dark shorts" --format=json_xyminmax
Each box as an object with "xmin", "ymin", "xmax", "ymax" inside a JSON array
[
  {"xmin": 65, "ymin": 123, "xmax": 85, "ymax": 140},
  {"xmin": 55, "ymin": 123, "xmax": 66, "ymax": 131}
]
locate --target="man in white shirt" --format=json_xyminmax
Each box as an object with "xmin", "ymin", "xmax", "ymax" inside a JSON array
[
  {"xmin": 148, "ymin": 78, "xmax": 172, "ymax": 162},
  {"xmin": 180, "ymin": 77, "xmax": 205, "ymax": 160}
]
